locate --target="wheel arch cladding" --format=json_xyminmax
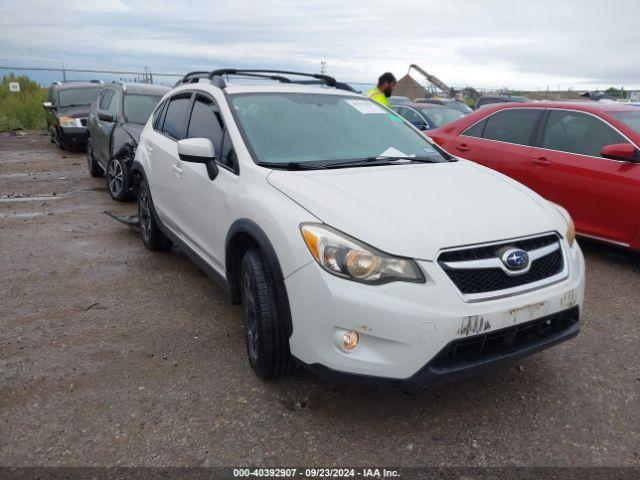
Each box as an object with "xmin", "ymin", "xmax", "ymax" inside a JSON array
[{"xmin": 225, "ymin": 219, "xmax": 293, "ymax": 338}]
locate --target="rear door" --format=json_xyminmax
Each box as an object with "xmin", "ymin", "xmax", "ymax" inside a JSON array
[
  {"xmin": 145, "ymin": 92, "xmax": 192, "ymax": 231},
  {"xmin": 528, "ymin": 109, "xmax": 639, "ymax": 243},
  {"xmin": 452, "ymin": 108, "xmax": 542, "ymax": 183}
]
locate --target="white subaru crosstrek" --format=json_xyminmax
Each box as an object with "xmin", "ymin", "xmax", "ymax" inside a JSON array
[{"xmin": 132, "ymin": 69, "xmax": 585, "ymax": 388}]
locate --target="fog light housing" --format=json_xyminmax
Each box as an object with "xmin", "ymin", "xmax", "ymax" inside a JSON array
[{"xmin": 341, "ymin": 331, "xmax": 359, "ymax": 351}]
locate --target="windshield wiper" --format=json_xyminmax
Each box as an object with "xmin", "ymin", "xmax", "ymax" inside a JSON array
[
  {"xmin": 324, "ymin": 156, "xmax": 441, "ymax": 169},
  {"xmin": 257, "ymin": 161, "xmax": 327, "ymax": 170}
]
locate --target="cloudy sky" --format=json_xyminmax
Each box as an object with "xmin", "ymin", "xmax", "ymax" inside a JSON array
[{"xmin": 1, "ymin": 0, "xmax": 638, "ymax": 90}]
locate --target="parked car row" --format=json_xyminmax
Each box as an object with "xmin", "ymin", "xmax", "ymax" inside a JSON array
[
  {"xmin": 115, "ymin": 69, "xmax": 584, "ymax": 388},
  {"xmin": 44, "ymin": 80, "xmax": 170, "ymax": 200},
  {"xmin": 429, "ymin": 101, "xmax": 640, "ymax": 249},
  {"xmin": 44, "ymin": 69, "xmax": 589, "ymax": 390}
]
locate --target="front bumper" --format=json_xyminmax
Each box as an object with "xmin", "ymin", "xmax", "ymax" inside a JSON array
[
  {"xmin": 59, "ymin": 126, "xmax": 89, "ymax": 147},
  {"xmin": 286, "ymin": 241, "xmax": 585, "ymax": 383}
]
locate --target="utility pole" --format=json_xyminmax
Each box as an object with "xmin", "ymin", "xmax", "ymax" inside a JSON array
[{"xmin": 320, "ymin": 61, "xmax": 326, "ymax": 75}]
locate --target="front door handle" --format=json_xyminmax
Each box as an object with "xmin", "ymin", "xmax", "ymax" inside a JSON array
[
  {"xmin": 531, "ymin": 157, "xmax": 552, "ymax": 166},
  {"xmin": 172, "ymin": 164, "xmax": 183, "ymax": 177},
  {"xmin": 455, "ymin": 142, "xmax": 470, "ymax": 152}
]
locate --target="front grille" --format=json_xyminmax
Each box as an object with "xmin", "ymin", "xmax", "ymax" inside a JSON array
[
  {"xmin": 444, "ymin": 249, "xmax": 563, "ymax": 294},
  {"xmin": 438, "ymin": 233, "xmax": 565, "ymax": 297},
  {"xmin": 439, "ymin": 234, "xmax": 558, "ymax": 263},
  {"xmin": 430, "ymin": 307, "xmax": 579, "ymax": 370}
]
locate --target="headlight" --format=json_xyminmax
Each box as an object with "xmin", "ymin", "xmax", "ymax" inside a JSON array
[
  {"xmin": 59, "ymin": 116, "xmax": 79, "ymax": 127},
  {"xmin": 300, "ymin": 223, "xmax": 425, "ymax": 284},
  {"xmin": 551, "ymin": 203, "xmax": 575, "ymax": 247}
]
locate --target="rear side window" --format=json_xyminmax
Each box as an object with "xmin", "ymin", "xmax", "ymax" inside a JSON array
[
  {"xmin": 187, "ymin": 95, "xmax": 224, "ymax": 151},
  {"xmin": 153, "ymin": 100, "xmax": 168, "ymax": 130},
  {"xmin": 106, "ymin": 91, "xmax": 119, "ymax": 118},
  {"xmin": 462, "ymin": 119, "xmax": 486, "ymax": 138},
  {"xmin": 482, "ymin": 109, "xmax": 541, "ymax": 146},
  {"xmin": 162, "ymin": 96, "xmax": 191, "ymax": 140},
  {"xmin": 98, "ymin": 90, "xmax": 113, "ymax": 110},
  {"xmin": 542, "ymin": 110, "xmax": 627, "ymax": 158},
  {"xmin": 397, "ymin": 108, "xmax": 427, "ymax": 127}
]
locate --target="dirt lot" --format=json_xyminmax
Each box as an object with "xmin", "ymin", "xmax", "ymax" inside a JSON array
[{"xmin": 0, "ymin": 132, "xmax": 639, "ymax": 468}]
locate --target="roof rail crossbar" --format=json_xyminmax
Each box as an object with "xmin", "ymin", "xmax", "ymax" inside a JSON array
[{"xmin": 208, "ymin": 69, "xmax": 345, "ymax": 89}]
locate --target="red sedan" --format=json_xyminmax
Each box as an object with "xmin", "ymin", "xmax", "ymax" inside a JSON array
[{"xmin": 429, "ymin": 102, "xmax": 640, "ymax": 249}]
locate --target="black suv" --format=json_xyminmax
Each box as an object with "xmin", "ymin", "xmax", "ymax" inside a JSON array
[
  {"xmin": 43, "ymin": 81, "xmax": 103, "ymax": 150},
  {"xmin": 86, "ymin": 82, "xmax": 169, "ymax": 201}
]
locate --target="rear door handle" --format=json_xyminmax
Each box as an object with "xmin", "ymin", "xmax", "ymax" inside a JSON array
[
  {"xmin": 455, "ymin": 142, "xmax": 470, "ymax": 152},
  {"xmin": 172, "ymin": 164, "xmax": 183, "ymax": 177},
  {"xmin": 531, "ymin": 157, "xmax": 552, "ymax": 166}
]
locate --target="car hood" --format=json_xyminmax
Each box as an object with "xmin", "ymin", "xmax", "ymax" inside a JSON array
[
  {"xmin": 121, "ymin": 123, "xmax": 144, "ymax": 142},
  {"xmin": 267, "ymin": 160, "xmax": 565, "ymax": 261},
  {"xmin": 57, "ymin": 106, "xmax": 91, "ymax": 118}
]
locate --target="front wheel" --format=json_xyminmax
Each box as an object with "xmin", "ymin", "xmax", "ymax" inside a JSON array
[
  {"xmin": 107, "ymin": 157, "xmax": 130, "ymax": 201},
  {"xmin": 240, "ymin": 249, "xmax": 292, "ymax": 379}
]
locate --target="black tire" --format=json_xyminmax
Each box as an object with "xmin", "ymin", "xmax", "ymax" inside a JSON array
[
  {"xmin": 54, "ymin": 127, "xmax": 67, "ymax": 150},
  {"xmin": 240, "ymin": 249, "xmax": 292, "ymax": 379},
  {"xmin": 106, "ymin": 157, "xmax": 131, "ymax": 201},
  {"xmin": 87, "ymin": 140, "xmax": 103, "ymax": 178},
  {"xmin": 137, "ymin": 179, "xmax": 172, "ymax": 251}
]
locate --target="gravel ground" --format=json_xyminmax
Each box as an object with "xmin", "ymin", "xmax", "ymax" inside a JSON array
[{"xmin": 0, "ymin": 132, "xmax": 638, "ymax": 467}]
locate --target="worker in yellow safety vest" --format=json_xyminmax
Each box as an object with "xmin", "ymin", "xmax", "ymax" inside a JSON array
[{"xmin": 367, "ymin": 72, "xmax": 397, "ymax": 109}]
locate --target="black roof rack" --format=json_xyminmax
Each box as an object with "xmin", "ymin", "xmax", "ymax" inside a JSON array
[
  {"xmin": 174, "ymin": 71, "xmax": 211, "ymax": 87},
  {"xmin": 203, "ymin": 69, "xmax": 354, "ymax": 92}
]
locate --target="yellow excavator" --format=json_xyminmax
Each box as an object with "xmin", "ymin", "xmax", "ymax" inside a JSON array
[{"xmin": 408, "ymin": 64, "xmax": 455, "ymax": 98}]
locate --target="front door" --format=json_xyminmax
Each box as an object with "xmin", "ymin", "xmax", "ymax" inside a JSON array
[
  {"xmin": 453, "ymin": 108, "xmax": 543, "ymax": 184},
  {"xmin": 528, "ymin": 109, "xmax": 639, "ymax": 243},
  {"xmin": 175, "ymin": 93, "xmax": 236, "ymax": 270},
  {"xmin": 93, "ymin": 89, "xmax": 118, "ymax": 166}
]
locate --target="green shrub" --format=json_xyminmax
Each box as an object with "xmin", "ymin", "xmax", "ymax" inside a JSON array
[{"xmin": 0, "ymin": 74, "xmax": 48, "ymax": 132}]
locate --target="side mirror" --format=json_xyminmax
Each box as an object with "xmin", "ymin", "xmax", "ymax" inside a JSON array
[
  {"xmin": 177, "ymin": 138, "xmax": 219, "ymax": 180},
  {"xmin": 600, "ymin": 143, "xmax": 640, "ymax": 163},
  {"xmin": 43, "ymin": 102, "xmax": 53, "ymax": 109},
  {"xmin": 97, "ymin": 111, "xmax": 114, "ymax": 122}
]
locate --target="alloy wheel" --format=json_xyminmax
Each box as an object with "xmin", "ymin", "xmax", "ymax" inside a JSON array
[
  {"xmin": 138, "ymin": 189, "xmax": 151, "ymax": 242},
  {"xmin": 107, "ymin": 159, "xmax": 124, "ymax": 196}
]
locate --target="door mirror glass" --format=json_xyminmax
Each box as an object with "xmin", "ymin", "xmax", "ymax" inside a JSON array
[
  {"xmin": 97, "ymin": 110, "xmax": 114, "ymax": 122},
  {"xmin": 42, "ymin": 101, "xmax": 53, "ymax": 109},
  {"xmin": 600, "ymin": 143, "xmax": 639, "ymax": 162}
]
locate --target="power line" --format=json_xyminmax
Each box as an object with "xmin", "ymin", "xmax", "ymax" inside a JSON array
[{"xmin": 0, "ymin": 65, "xmax": 183, "ymax": 77}]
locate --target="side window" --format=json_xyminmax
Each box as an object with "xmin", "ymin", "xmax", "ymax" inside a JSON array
[
  {"xmin": 399, "ymin": 108, "xmax": 427, "ymax": 127},
  {"xmin": 152, "ymin": 100, "xmax": 166, "ymax": 130},
  {"xmin": 98, "ymin": 90, "xmax": 113, "ymax": 111},
  {"xmin": 542, "ymin": 110, "xmax": 627, "ymax": 158},
  {"xmin": 107, "ymin": 91, "xmax": 119, "ymax": 118},
  {"xmin": 153, "ymin": 100, "xmax": 168, "ymax": 131},
  {"xmin": 482, "ymin": 109, "xmax": 541, "ymax": 146},
  {"xmin": 186, "ymin": 95, "xmax": 224, "ymax": 151},
  {"xmin": 462, "ymin": 119, "xmax": 486, "ymax": 138},
  {"xmin": 162, "ymin": 95, "xmax": 191, "ymax": 140}
]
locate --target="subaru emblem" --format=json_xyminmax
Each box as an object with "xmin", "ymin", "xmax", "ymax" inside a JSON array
[{"xmin": 501, "ymin": 248, "xmax": 529, "ymax": 271}]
